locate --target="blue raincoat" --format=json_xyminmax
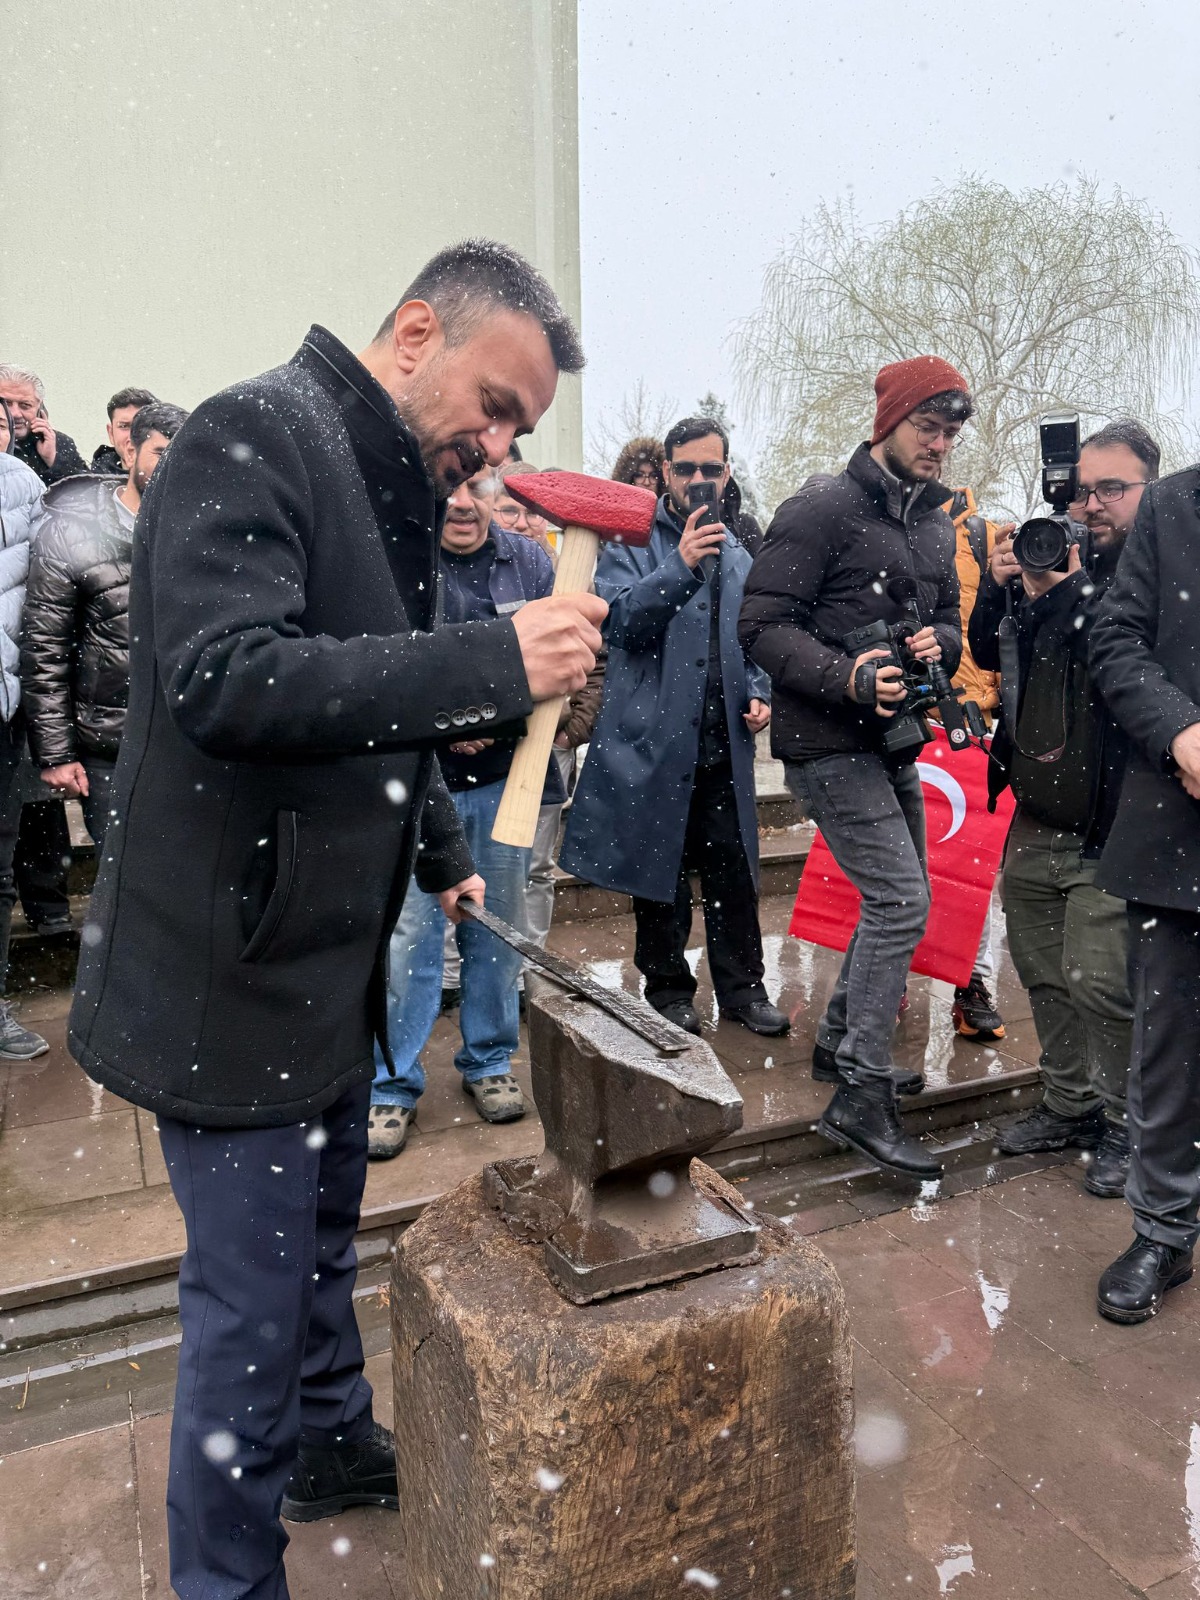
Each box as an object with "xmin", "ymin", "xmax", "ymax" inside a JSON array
[{"xmin": 561, "ymin": 496, "xmax": 769, "ymax": 903}]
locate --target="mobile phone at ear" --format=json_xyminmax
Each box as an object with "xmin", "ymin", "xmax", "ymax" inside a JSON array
[{"xmin": 686, "ymin": 481, "xmax": 719, "ymax": 526}]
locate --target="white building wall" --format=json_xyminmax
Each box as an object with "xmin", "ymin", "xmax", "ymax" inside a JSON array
[{"xmin": 0, "ymin": 0, "xmax": 582, "ymax": 467}]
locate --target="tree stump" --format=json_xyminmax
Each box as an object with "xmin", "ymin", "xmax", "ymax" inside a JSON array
[{"xmin": 390, "ymin": 1166, "xmax": 855, "ymax": 1599}]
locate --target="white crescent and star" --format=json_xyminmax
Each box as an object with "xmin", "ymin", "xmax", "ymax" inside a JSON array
[{"xmin": 916, "ymin": 762, "xmax": 968, "ymax": 842}]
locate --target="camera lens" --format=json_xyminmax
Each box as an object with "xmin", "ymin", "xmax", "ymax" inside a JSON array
[{"xmin": 1013, "ymin": 516, "xmax": 1070, "ymax": 574}]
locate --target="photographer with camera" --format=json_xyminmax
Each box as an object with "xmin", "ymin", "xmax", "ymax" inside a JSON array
[
  {"xmin": 740, "ymin": 356, "xmax": 970, "ymax": 1179},
  {"xmin": 969, "ymin": 419, "xmax": 1160, "ymax": 1198}
]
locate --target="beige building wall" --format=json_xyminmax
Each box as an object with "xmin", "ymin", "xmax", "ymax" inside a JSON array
[{"xmin": 0, "ymin": 0, "xmax": 582, "ymax": 468}]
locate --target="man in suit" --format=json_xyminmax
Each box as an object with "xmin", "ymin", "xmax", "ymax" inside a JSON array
[
  {"xmin": 69, "ymin": 239, "xmax": 603, "ymax": 1598},
  {"xmin": 1088, "ymin": 463, "xmax": 1200, "ymax": 1323}
]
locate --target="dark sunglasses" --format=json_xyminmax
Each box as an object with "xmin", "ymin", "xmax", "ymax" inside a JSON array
[{"xmin": 668, "ymin": 461, "xmax": 725, "ymax": 480}]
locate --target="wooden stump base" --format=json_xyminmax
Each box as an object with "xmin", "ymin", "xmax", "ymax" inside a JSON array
[{"xmin": 390, "ymin": 1166, "xmax": 855, "ymax": 1600}]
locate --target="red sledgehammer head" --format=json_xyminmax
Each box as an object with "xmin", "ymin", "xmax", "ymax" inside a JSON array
[{"xmin": 500, "ymin": 470, "xmax": 657, "ymax": 545}]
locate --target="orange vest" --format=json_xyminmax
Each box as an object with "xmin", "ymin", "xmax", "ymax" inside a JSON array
[{"xmin": 942, "ymin": 486, "xmax": 1002, "ymax": 722}]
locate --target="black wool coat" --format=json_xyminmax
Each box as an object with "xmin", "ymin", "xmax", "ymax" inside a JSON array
[
  {"xmin": 738, "ymin": 444, "xmax": 961, "ymax": 763},
  {"xmin": 69, "ymin": 328, "xmax": 533, "ymax": 1127},
  {"xmin": 1089, "ymin": 468, "xmax": 1200, "ymax": 912}
]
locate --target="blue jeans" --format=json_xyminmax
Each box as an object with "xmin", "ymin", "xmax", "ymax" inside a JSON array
[{"xmin": 372, "ymin": 780, "xmax": 531, "ymax": 1108}]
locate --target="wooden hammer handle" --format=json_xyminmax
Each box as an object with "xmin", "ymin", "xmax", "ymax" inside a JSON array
[{"xmin": 491, "ymin": 524, "xmax": 600, "ymax": 848}]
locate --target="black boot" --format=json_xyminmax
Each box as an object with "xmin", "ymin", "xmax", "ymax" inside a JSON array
[
  {"xmin": 1083, "ymin": 1122, "xmax": 1131, "ymax": 1199},
  {"xmin": 650, "ymin": 997, "xmax": 701, "ymax": 1035},
  {"xmin": 817, "ymin": 1078, "xmax": 943, "ymax": 1180},
  {"xmin": 281, "ymin": 1420, "xmax": 400, "ymax": 1523},
  {"xmin": 996, "ymin": 1102, "xmax": 1106, "ymax": 1157},
  {"xmin": 1097, "ymin": 1237, "xmax": 1194, "ymax": 1325},
  {"xmin": 812, "ymin": 1042, "xmax": 924, "ymax": 1098}
]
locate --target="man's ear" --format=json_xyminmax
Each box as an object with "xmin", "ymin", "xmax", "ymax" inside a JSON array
[{"xmin": 391, "ymin": 300, "xmax": 442, "ymax": 377}]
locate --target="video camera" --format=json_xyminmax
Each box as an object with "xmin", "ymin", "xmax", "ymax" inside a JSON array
[
  {"xmin": 1011, "ymin": 411, "xmax": 1086, "ymax": 574},
  {"xmin": 843, "ymin": 579, "xmax": 987, "ymax": 757}
]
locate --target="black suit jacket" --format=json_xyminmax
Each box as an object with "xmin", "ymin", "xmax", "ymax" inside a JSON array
[
  {"xmin": 69, "ymin": 329, "xmax": 532, "ymax": 1126},
  {"xmin": 1089, "ymin": 467, "xmax": 1200, "ymax": 911}
]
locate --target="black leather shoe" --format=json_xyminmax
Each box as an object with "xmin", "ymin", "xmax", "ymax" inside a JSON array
[
  {"xmin": 1083, "ymin": 1123, "xmax": 1131, "ymax": 1199},
  {"xmin": 1097, "ymin": 1237, "xmax": 1193, "ymax": 1325},
  {"xmin": 812, "ymin": 1043, "xmax": 924, "ymax": 1098},
  {"xmin": 651, "ymin": 998, "xmax": 701, "ymax": 1036},
  {"xmin": 281, "ymin": 1420, "xmax": 399, "ymax": 1523},
  {"xmin": 721, "ymin": 999, "xmax": 790, "ymax": 1036},
  {"xmin": 997, "ymin": 1102, "xmax": 1106, "ymax": 1157},
  {"xmin": 817, "ymin": 1080, "xmax": 943, "ymax": 1180}
]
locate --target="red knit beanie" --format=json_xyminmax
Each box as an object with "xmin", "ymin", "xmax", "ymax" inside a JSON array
[{"xmin": 871, "ymin": 356, "xmax": 970, "ymax": 445}]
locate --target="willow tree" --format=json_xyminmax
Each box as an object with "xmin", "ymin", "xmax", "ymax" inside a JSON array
[{"xmin": 735, "ymin": 179, "xmax": 1200, "ymax": 520}]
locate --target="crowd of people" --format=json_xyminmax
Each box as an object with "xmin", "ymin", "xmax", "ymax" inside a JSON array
[{"xmin": 1, "ymin": 238, "xmax": 1199, "ymax": 1598}]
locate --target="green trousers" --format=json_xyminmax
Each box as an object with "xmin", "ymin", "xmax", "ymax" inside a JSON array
[{"xmin": 1001, "ymin": 810, "xmax": 1132, "ymax": 1124}]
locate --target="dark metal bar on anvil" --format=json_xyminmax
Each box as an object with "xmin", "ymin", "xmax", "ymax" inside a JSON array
[{"xmin": 455, "ymin": 897, "xmax": 689, "ymax": 1055}]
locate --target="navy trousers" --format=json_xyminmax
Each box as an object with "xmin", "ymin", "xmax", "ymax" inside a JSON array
[{"xmin": 158, "ymin": 1082, "xmax": 375, "ymax": 1599}]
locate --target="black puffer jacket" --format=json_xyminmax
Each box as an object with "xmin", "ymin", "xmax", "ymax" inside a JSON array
[
  {"xmin": 21, "ymin": 474, "xmax": 132, "ymax": 765},
  {"xmin": 739, "ymin": 443, "xmax": 961, "ymax": 762}
]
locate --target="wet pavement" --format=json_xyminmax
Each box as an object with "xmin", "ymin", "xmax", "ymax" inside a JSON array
[{"xmin": 5, "ymin": 896, "xmax": 1197, "ymax": 1596}]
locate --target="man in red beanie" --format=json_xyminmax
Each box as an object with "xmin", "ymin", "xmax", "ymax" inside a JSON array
[{"xmin": 740, "ymin": 357, "xmax": 972, "ymax": 1179}]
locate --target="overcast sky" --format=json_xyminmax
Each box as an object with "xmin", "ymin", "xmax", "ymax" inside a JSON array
[{"xmin": 577, "ymin": 0, "xmax": 1200, "ymax": 463}]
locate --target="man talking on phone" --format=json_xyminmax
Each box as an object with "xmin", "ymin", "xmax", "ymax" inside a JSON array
[
  {"xmin": 0, "ymin": 365, "xmax": 88, "ymax": 486},
  {"xmin": 562, "ymin": 415, "xmax": 788, "ymax": 1038}
]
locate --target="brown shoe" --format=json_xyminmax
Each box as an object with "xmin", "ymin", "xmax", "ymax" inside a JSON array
[
  {"xmin": 462, "ymin": 1073, "xmax": 527, "ymax": 1123},
  {"xmin": 367, "ymin": 1104, "xmax": 415, "ymax": 1159}
]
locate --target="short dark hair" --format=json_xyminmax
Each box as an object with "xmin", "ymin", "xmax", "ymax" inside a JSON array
[
  {"xmin": 374, "ymin": 239, "xmax": 584, "ymax": 374},
  {"xmin": 130, "ymin": 402, "xmax": 189, "ymax": 451},
  {"xmin": 505, "ymin": 439, "xmax": 523, "ymax": 463},
  {"xmin": 1082, "ymin": 418, "xmax": 1161, "ymax": 480},
  {"xmin": 917, "ymin": 389, "xmax": 976, "ymax": 424},
  {"xmin": 107, "ymin": 386, "xmax": 158, "ymax": 420},
  {"xmin": 663, "ymin": 416, "xmax": 730, "ymax": 461}
]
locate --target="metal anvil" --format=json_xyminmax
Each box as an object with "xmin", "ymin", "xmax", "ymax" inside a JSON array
[{"xmin": 483, "ymin": 976, "xmax": 760, "ymax": 1303}]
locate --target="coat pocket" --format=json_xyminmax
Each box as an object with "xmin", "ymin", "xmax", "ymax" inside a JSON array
[{"xmin": 239, "ymin": 809, "xmax": 298, "ymax": 963}]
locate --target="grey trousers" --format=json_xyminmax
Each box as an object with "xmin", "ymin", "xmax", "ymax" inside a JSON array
[
  {"xmin": 786, "ymin": 753, "xmax": 930, "ymax": 1086},
  {"xmin": 524, "ymin": 749, "xmax": 574, "ymax": 948},
  {"xmin": 1125, "ymin": 903, "xmax": 1200, "ymax": 1250},
  {"xmin": 1001, "ymin": 811, "xmax": 1131, "ymax": 1124}
]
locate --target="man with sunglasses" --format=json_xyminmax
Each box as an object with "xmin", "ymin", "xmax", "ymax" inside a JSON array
[
  {"xmin": 563, "ymin": 415, "xmax": 788, "ymax": 1038},
  {"xmin": 740, "ymin": 357, "xmax": 968, "ymax": 1178},
  {"xmin": 969, "ymin": 419, "xmax": 1160, "ymax": 1198}
]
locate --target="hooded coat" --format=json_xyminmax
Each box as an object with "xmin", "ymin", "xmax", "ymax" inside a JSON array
[
  {"xmin": 0, "ymin": 403, "xmax": 45, "ymax": 724},
  {"xmin": 21, "ymin": 473, "xmax": 133, "ymax": 766},
  {"xmin": 560, "ymin": 495, "xmax": 769, "ymax": 903}
]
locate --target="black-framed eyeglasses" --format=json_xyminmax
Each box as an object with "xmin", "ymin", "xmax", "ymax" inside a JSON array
[
  {"xmin": 908, "ymin": 417, "xmax": 963, "ymax": 446},
  {"xmin": 1072, "ymin": 479, "xmax": 1149, "ymax": 507},
  {"xmin": 668, "ymin": 461, "xmax": 725, "ymax": 480}
]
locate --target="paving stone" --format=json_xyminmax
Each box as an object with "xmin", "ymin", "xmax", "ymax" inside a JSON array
[
  {"xmin": 0, "ymin": 1108, "xmax": 142, "ymax": 1218},
  {"xmin": 0, "ymin": 1422, "xmax": 141, "ymax": 1599}
]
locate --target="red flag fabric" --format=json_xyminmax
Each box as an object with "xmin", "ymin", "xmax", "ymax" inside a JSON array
[{"xmin": 788, "ymin": 729, "xmax": 1015, "ymax": 987}]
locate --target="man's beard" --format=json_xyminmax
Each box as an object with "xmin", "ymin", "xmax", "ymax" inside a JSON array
[
  {"xmin": 400, "ymin": 362, "xmax": 486, "ymax": 493},
  {"xmin": 882, "ymin": 439, "xmax": 934, "ymax": 484}
]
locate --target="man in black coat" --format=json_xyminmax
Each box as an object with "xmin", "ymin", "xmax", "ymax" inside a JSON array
[
  {"xmin": 740, "ymin": 356, "xmax": 967, "ymax": 1180},
  {"xmin": 68, "ymin": 239, "xmax": 603, "ymax": 1598},
  {"xmin": 23, "ymin": 402, "xmax": 189, "ymax": 847},
  {"xmin": 969, "ymin": 421, "xmax": 1157, "ymax": 1200},
  {"xmin": 0, "ymin": 363, "xmax": 88, "ymax": 485},
  {"xmin": 1087, "ymin": 463, "xmax": 1200, "ymax": 1324}
]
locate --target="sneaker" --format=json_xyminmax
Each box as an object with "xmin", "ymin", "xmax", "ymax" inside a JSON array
[
  {"xmin": 953, "ymin": 974, "xmax": 1006, "ymax": 1041},
  {"xmin": 463, "ymin": 1073, "xmax": 527, "ymax": 1123},
  {"xmin": 649, "ymin": 997, "xmax": 702, "ymax": 1036},
  {"xmin": 367, "ymin": 1104, "xmax": 414, "ymax": 1160},
  {"xmin": 996, "ymin": 1102, "xmax": 1106, "ymax": 1156},
  {"xmin": 0, "ymin": 1000, "xmax": 49, "ymax": 1060},
  {"xmin": 1097, "ymin": 1237, "xmax": 1193, "ymax": 1325},
  {"xmin": 1083, "ymin": 1122, "xmax": 1131, "ymax": 1199},
  {"xmin": 30, "ymin": 916, "xmax": 73, "ymax": 937},
  {"xmin": 720, "ymin": 999, "xmax": 790, "ymax": 1036},
  {"xmin": 281, "ymin": 1419, "xmax": 399, "ymax": 1522},
  {"xmin": 440, "ymin": 986, "xmax": 461, "ymax": 1013}
]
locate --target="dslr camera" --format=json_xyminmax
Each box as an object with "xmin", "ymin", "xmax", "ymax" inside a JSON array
[
  {"xmin": 1011, "ymin": 411, "xmax": 1087, "ymax": 574},
  {"xmin": 843, "ymin": 579, "xmax": 987, "ymax": 757}
]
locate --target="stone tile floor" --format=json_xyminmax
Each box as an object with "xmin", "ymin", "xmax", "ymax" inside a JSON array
[
  {"xmin": 8, "ymin": 897, "xmax": 1197, "ymax": 1596},
  {"xmin": 5, "ymin": 1166, "xmax": 1200, "ymax": 1597},
  {"xmin": 0, "ymin": 895, "xmax": 1038, "ymax": 1303}
]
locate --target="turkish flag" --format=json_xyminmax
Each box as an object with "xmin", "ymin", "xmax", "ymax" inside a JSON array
[{"xmin": 788, "ymin": 729, "xmax": 1016, "ymax": 987}]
